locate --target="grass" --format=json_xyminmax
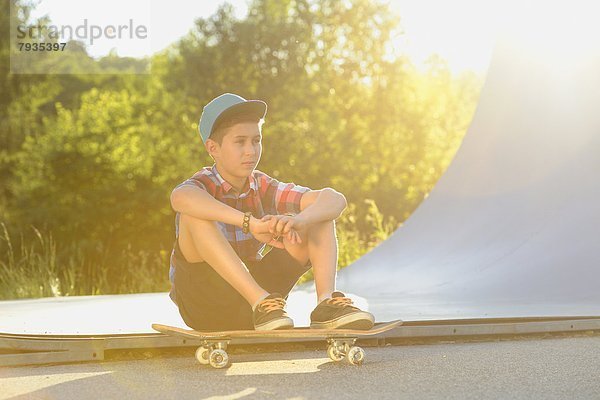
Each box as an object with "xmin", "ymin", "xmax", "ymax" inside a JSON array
[{"xmin": 0, "ymin": 200, "xmax": 398, "ymax": 300}]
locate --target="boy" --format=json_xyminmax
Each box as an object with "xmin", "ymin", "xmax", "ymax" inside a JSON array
[{"xmin": 168, "ymin": 92, "xmax": 374, "ymax": 331}]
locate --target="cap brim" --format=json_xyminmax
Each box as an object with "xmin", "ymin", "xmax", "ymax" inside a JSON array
[{"xmin": 211, "ymin": 100, "xmax": 267, "ymax": 135}]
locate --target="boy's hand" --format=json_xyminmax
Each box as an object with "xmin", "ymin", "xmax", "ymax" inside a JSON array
[
  {"xmin": 248, "ymin": 216, "xmax": 294, "ymax": 249},
  {"xmin": 261, "ymin": 214, "xmax": 308, "ymax": 245}
]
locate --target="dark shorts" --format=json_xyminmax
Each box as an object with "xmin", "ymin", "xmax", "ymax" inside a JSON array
[{"xmin": 172, "ymin": 240, "xmax": 311, "ymax": 331}]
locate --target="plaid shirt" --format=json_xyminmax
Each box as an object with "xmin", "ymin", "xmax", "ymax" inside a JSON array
[{"xmin": 169, "ymin": 163, "xmax": 311, "ymax": 303}]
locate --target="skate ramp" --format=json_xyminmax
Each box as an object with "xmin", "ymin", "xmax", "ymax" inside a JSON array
[{"xmin": 334, "ymin": 3, "xmax": 600, "ymax": 321}]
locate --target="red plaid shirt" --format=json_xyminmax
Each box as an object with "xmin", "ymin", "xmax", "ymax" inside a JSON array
[{"xmin": 169, "ymin": 164, "xmax": 310, "ymax": 303}]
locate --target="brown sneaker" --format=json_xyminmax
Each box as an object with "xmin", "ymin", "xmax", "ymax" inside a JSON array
[
  {"xmin": 252, "ymin": 293, "xmax": 294, "ymax": 330},
  {"xmin": 310, "ymin": 291, "xmax": 375, "ymax": 330}
]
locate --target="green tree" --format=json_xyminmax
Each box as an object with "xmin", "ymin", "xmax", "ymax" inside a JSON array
[
  {"xmin": 1, "ymin": 0, "xmax": 483, "ymax": 298},
  {"xmin": 161, "ymin": 0, "xmax": 481, "ymax": 227}
]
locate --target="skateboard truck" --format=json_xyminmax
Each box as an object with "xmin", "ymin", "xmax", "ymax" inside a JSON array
[
  {"xmin": 326, "ymin": 337, "xmax": 365, "ymax": 365},
  {"xmin": 195, "ymin": 340, "xmax": 231, "ymax": 369}
]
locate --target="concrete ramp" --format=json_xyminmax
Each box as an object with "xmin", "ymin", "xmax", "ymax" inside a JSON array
[{"xmin": 335, "ymin": 4, "xmax": 600, "ymax": 321}]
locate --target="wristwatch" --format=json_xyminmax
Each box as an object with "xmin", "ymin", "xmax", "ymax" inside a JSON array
[{"xmin": 242, "ymin": 211, "xmax": 252, "ymax": 234}]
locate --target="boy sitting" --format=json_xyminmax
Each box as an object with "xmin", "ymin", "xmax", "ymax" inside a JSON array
[{"xmin": 168, "ymin": 93, "xmax": 375, "ymax": 331}]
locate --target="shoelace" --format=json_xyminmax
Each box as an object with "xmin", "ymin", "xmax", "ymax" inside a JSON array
[
  {"xmin": 259, "ymin": 298, "xmax": 286, "ymax": 312},
  {"xmin": 327, "ymin": 296, "xmax": 358, "ymax": 309}
]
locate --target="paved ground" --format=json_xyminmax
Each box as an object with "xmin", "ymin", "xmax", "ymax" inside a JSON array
[{"xmin": 1, "ymin": 334, "xmax": 599, "ymax": 400}]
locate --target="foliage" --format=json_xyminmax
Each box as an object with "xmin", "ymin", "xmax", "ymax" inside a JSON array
[{"xmin": 0, "ymin": 0, "xmax": 483, "ymax": 299}]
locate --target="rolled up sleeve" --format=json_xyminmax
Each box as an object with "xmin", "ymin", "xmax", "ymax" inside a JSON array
[{"xmin": 257, "ymin": 171, "xmax": 311, "ymax": 215}]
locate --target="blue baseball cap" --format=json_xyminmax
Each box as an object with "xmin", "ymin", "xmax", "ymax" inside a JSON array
[{"xmin": 199, "ymin": 93, "xmax": 267, "ymax": 143}]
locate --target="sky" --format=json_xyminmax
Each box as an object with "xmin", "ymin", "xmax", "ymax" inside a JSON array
[{"xmin": 26, "ymin": 0, "xmax": 497, "ymax": 73}]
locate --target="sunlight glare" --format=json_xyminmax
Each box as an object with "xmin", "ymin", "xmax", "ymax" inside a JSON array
[
  {"xmin": 497, "ymin": 0, "xmax": 600, "ymax": 66},
  {"xmin": 0, "ymin": 372, "xmax": 113, "ymax": 399},
  {"xmin": 386, "ymin": 0, "xmax": 497, "ymax": 73}
]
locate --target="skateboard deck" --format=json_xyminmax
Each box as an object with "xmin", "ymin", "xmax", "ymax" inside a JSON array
[{"xmin": 152, "ymin": 320, "xmax": 402, "ymax": 368}]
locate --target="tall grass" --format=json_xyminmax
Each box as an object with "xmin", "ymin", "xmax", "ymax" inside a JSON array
[
  {"xmin": 0, "ymin": 200, "xmax": 398, "ymax": 300},
  {"xmin": 0, "ymin": 223, "xmax": 64, "ymax": 299},
  {"xmin": 0, "ymin": 222, "xmax": 170, "ymax": 300}
]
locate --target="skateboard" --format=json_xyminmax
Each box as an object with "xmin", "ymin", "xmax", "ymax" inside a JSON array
[{"xmin": 152, "ymin": 320, "xmax": 402, "ymax": 368}]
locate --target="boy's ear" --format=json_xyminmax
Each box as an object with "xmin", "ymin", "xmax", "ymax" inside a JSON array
[{"xmin": 205, "ymin": 138, "xmax": 218, "ymax": 157}]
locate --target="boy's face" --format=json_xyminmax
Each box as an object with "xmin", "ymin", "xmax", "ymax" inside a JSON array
[{"xmin": 207, "ymin": 122, "xmax": 262, "ymax": 178}]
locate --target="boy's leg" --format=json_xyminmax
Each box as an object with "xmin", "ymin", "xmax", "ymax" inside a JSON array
[
  {"xmin": 282, "ymin": 219, "xmax": 375, "ymax": 329},
  {"xmin": 177, "ymin": 214, "xmax": 295, "ymax": 330},
  {"xmin": 173, "ymin": 252, "xmax": 254, "ymax": 331},
  {"xmin": 283, "ymin": 219, "xmax": 337, "ymax": 302},
  {"xmin": 178, "ymin": 213, "xmax": 268, "ymax": 307}
]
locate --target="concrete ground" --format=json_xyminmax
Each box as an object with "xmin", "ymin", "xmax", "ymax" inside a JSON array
[{"xmin": 1, "ymin": 333, "xmax": 599, "ymax": 400}]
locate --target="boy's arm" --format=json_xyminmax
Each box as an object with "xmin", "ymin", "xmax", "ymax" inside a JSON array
[
  {"xmin": 297, "ymin": 188, "xmax": 347, "ymax": 225},
  {"xmin": 171, "ymin": 186, "xmax": 257, "ymax": 228},
  {"xmin": 262, "ymin": 187, "xmax": 346, "ymax": 239}
]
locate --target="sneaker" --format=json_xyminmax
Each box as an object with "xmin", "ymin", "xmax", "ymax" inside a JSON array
[
  {"xmin": 310, "ymin": 291, "xmax": 375, "ymax": 330},
  {"xmin": 253, "ymin": 293, "xmax": 294, "ymax": 330}
]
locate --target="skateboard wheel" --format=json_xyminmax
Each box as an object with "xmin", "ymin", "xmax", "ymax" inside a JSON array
[
  {"xmin": 347, "ymin": 346, "xmax": 365, "ymax": 365},
  {"xmin": 209, "ymin": 349, "xmax": 230, "ymax": 369},
  {"xmin": 195, "ymin": 347, "xmax": 210, "ymax": 365},
  {"xmin": 327, "ymin": 344, "xmax": 345, "ymax": 362}
]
